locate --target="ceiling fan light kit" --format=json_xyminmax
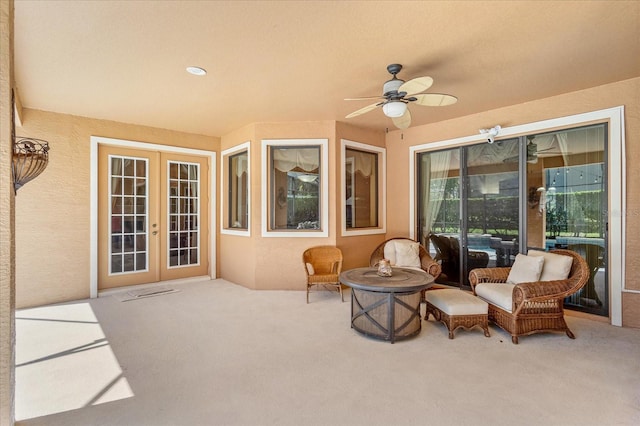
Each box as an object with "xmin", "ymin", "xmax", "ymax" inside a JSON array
[
  {"xmin": 345, "ymin": 63, "xmax": 457, "ymax": 129},
  {"xmin": 382, "ymin": 101, "xmax": 407, "ymax": 118}
]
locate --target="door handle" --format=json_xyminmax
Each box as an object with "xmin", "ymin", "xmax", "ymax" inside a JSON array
[{"xmin": 152, "ymin": 231, "xmax": 158, "ymax": 235}]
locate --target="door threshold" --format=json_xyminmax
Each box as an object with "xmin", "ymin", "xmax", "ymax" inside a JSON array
[{"xmin": 98, "ymin": 276, "xmax": 212, "ymax": 298}]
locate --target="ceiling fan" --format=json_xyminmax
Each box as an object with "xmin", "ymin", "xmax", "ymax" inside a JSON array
[{"xmin": 344, "ymin": 64, "xmax": 457, "ymax": 129}]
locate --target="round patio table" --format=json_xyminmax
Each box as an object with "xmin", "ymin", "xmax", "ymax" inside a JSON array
[{"xmin": 339, "ymin": 267, "xmax": 434, "ymax": 343}]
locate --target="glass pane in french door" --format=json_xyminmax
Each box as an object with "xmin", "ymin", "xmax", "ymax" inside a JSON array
[
  {"xmin": 168, "ymin": 161, "xmax": 200, "ymax": 267},
  {"xmin": 529, "ymin": 125, "xmax": 608, "ymax": 316},
  {"xmin": 110, "ymin": 155, "xmax": 148, "ymax": 274}
]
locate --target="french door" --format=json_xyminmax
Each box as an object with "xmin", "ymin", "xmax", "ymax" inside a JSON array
[
  {"xmin": 98, "ymin": 145, "xmax": 209, "ymax": 290},
  {"xmin": 417, "ymin": 124, "xmax": 608, "ymax": 316}
]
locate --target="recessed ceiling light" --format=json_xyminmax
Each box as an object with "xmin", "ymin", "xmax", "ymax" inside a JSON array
[{"xmin": 186, "ymin": 66, "xmax": 207, "ymax": 76}]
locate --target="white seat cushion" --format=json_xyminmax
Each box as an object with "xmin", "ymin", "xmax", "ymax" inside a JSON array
[
  {"xmin": 425, "ymin": 289, "xmax": 488, "ymax": 315},
  {"xmin": 506, "ymin": 253, "xmax": 545, "ymax": 284},
  {"xmin": 475, "ymin": 283, "xmax": 515, "ymax": 313},
  {"xmin": 527, "ymin": 249, "xmax": 573, "ymax": 281}
]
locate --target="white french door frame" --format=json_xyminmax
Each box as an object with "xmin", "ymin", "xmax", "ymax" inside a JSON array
[
  {"xmin": 409, "ymin": 106, "xmax": 626, "ymax": 326},
  {"xmin": 90, "ymin": 136, "xmax": 217, "ymax": 298}
]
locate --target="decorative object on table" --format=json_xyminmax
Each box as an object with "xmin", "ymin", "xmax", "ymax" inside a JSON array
[
  {"xmin": 376, "ymin": 258, "xmax": 393, "ymax": 277},
  {"xmin": 469, "ymin": 249, "xmax": 589, "ymax": 344},
  {"xmin": 369, "ymin": 237, "xmax": 441, "ymax": 278},
  {"xmin": 370, "ymin": 237, "xmax": 441, "ymax": 300},
  {"xmin": 302, "ymin": 245, "xmax": 344, "ymax": 303}
]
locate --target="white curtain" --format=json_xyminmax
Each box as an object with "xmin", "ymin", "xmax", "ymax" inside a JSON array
[
  {"xmin": 232, "ymin": 154, "xmax": 248, "ymax": 177},
  {"xmin": 555, "ymin": 132, "xmax": 570, "ymax": 166},
  {"xmin": 273, "ymin": 148, "xmax": 319, "ymax": 172},
  {"xmin": 421, "ymin": 151, "xmax": 451, "ymax": 242},
  {"xmin": 348, "ymin": 150, "xmax": 375, "ymax": 177}
]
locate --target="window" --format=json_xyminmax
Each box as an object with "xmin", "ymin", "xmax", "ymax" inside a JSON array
[
  {"xmin": 262, "ymin": 139, "xmax": 328, "ymax": 237},
  {"xmin": 221, "ymin": 142, "xmax": 250, "ymax": 236},
  {"xmin": 341, "ymin": 139, "xmax": 386, "ymax": 236}
]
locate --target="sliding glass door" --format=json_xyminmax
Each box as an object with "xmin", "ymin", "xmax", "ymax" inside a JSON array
[
  {"xmin": 528, "ymin": 125, "xmax": 608, "ymax": 316},
  {"xmin": 417, "ymin": 124, "xmax": 608, "ymax": 316}
]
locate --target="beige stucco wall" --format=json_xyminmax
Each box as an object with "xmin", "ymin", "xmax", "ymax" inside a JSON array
[
  {"xmin": 15, "ymin": 108, "xmax": 219, "ymax": 308},
  {"xmin": 0, "ymin": 1, "xmax": 15, "ymax": 424},
  {"xmin": 384, "ymin": 77, "xmax": 640, "ymax": 327}
]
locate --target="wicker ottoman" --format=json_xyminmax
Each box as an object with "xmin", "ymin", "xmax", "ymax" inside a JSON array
[{"xmin": 424, "ymin": 289, "xmax": 490, "ymax": 339}]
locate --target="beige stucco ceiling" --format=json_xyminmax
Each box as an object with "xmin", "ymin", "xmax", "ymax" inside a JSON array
[{"xmin": 13, "ymin": 0, "xmax": 640, "ymax": 137}]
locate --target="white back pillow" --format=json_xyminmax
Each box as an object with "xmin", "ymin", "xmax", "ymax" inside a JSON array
[
  {"xmin": 527, "ymin": 250, "xmax": 573, "ymax": 281},
  {"xmin": 507, "ymin": 253, "xmax": 545, "ymax": 284},
  {"xmin": 383, "ymin": 241, "xmax": 397, "ymax": 265},
  {"xmin": 394, "ymin": 240, "xmax": 421, "ymax": 268}
]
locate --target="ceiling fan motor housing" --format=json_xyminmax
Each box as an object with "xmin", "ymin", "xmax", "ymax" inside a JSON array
[{"xmin": 383, "ymin": 78, "xmax": 404, "ymax": 97}]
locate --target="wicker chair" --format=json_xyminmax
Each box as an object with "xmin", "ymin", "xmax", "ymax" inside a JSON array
[
  {"xmin": 469, "ymin": 249, "xmax": 589, "ymax": 344},
  {"xmin": 302, "ymin": 246, "xmax": 344, "ymax": 303},
  {"xmin": 369, "ymin": 238, "xmax": 441, "ymax": 301},
  {"xmin": 369, "ymin": 237, "xmax": 441, "ymax": 278}
]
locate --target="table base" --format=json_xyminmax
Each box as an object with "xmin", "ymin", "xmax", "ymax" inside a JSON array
[{"xmin": 351, "ymin": 288, "xmax": 422, "ymax": 343}]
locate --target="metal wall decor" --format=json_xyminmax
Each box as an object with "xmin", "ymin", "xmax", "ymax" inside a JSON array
[
  {"xmin": 10, "ymin": 89, "xmax": 51, "ymax": 194},
  {"xmin": 12, "ymin": 137, "xmax": 50, "ymax": 193}
]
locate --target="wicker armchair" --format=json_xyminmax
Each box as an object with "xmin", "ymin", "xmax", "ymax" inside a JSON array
[
  {"xmin": 302, "ymin": 246, "xmax": 344, "ymax": 303},
  {"xmin": 469, "ymin": 249, "xmax": 589, "ymax": 344},
  {"xmin": 369, "ymin": 237, "xmax": 441, "ymax": 278}
]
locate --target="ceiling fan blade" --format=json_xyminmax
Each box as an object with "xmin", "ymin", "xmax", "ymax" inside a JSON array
[
  {"xmin": 398, "ymin": 76, "xmax": 433, "ymax": 96},
  {"xmin": 411, "ymin": 93, "xmax": 458, "ymax": 106},
  {"xmin": 344, "ymin": 96, "xmax": 385, "ymax": 101},
  {"xmin": 392, "ymin": 109, "xmax": 411, "ymax": 129},
  {"xmin": 345, "ymin": 102, "xmax": 381, "ymax": 118}
]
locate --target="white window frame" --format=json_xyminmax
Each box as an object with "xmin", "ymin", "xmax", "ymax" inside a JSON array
[
  {"xmin": 261, "ymin": 138, "xmax": 329, "ymax": 238},
  {"xmin": 409, "ymin": 106, "xmax": 626, "ymax": 326},
  {"xmin": 220, "ymin": 141, "xmax": 251, "ymax": 237},
  {"xmin": 341, "ymin": 139, "xmax": 386, "ymax": 236}
]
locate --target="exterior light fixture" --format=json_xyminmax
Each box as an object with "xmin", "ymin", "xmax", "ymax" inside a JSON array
[
  {"xmin": 382, "ymin": 101, "xmax": 407, "ymax": 118},
  {"xmin": 479, "ymin": 125, "xmax": 502, "ymax": 144},
  {"xmin": 186, "ymin": 66, "xmax": 207, "ymax": 76}
]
